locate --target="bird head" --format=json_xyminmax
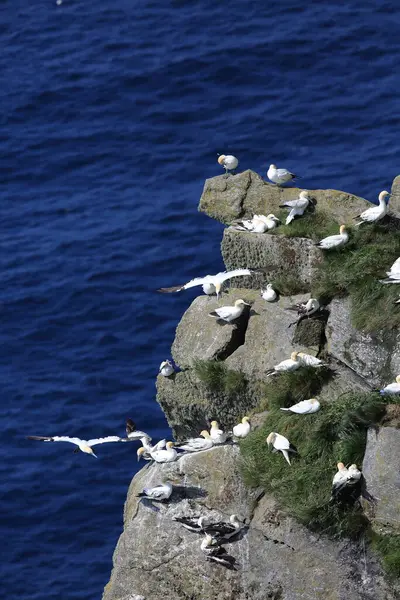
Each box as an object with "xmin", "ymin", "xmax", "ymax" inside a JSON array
[
  {"xmin": 204, "ymin": 533, "xmax": 214, "ymax": 544},
  {"xmin": 310, "ymin": 398, "xmax": 318, "ymax": 405},
  {"xmin": 337, "ymin": 462, "xmax": 346, "ymax": 471},
  {"xmin": 242, "ymin": 416, "xmax": 250, "ymax": 424},
  {"xmin": 200, "ymin": 430, "xmax": 211, "ymax": 439},
  {"xmin": 290, "ymin": 351, "xmax": 299, "ymax": 361},
  {"xmin": 266, "ymin": 213, "xmax": 280, "ymax": 221},
  {"xmin": 210, "ymin": 420, "xmax": 219, "ymax": 428},
  {"xmin": 234, "ymin": 299, "xmax": 250, "ymax": 307},
  {"xmin": 166, "ymin": 441, "xmax": 175, "ymax": 449},
  {"xmin": 230, "ymin": 514, "xmax": 240, "ymax": 525},
  {"xmin": 379, "ymin": 190, "xmax": 391, "ymax": 203},
  {"xmin": 137, "ymin": 447, "xmax": 147, "ymax": 461},
  {"xmin": 339, "ymin": 225, "xmax": 347, "ymax": 234},
  {"xmin": 217, "ymin": 155, "xmax": 226, "ymax": 165},
  {"xmin": 269, "ymin": 164, "xmax": 276, "ymax": 170},
  {"xmin": 299, "ymin": 191, "xmax": 309, "ymax": 199},
  {"xmin": 396, "ymin": 375, "xmax": 400, "ymax": 384},
  {"xmin": 266, "ymin": 432, "xmax": 276, "ymax": 447},
  {"xmin": 215, "ymin": 282, "xmax": 222, "ymax": 300}
]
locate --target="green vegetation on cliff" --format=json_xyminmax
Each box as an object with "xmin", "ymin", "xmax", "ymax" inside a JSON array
[
  {"xmin": 193, "ymin": 359, "xmax": 247, "ymax": 396},
  {"xmin": 371, "ymin": 533, "xmax": 400, "ymax": 578}
]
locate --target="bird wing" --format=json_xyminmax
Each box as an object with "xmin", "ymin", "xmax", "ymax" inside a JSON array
[
  {"xmin": 27, "ymin": 435, "xmax": 82, "ymax": 446},
  {"xmin": 359, "ymin": 207, "xmax": 380, "ymax": 221},
  {"xmin": 146, "ymin": 485, "xmax": 168, "ymax": 499},
  {"xmin": 213, "ymin": 306, "xmax": 234, "ymax": 319},
  {"xmin": 126, "ymin": 419, "xmax": 136, "ymax": 435},
  {"xmin": 276, "ymin": 168, "xmax": 292, "ymax": 177},
  {"xmin": 274, "ymin": 434, "xmax": 290, "ymax": 450},
  {"xmin": 291, "ymin": 400, "xmax": 313, "ymax": 414},
  {"xmin": 174, "ymin": 516, "xmax": 200, "ymax": 527},
  {"xmin": 87, "ymin": 436, "xmax": 124, "ymax": 447},
  {"xmin": 298, "ymin": 353, "xmax": 322, "ymax": 366},
  {"xmin": 205, "ymin": 522, "xmax": 235, "ymax": 536},
  {"xmin": 388, "ymin": 257, "xmax": 400, "ymax": 277},
  {"xmin": 217, "ymin": 269, "xmax": 252, "ymax": 283},
  {"xmin": 318, "ymin": 234, "xmax": 342, "ymax": 247}
]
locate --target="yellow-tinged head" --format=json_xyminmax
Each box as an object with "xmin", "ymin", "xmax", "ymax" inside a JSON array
[
  {"xmin": 210, "ymin": 420, "xmax": 219, "ymax": 428},
  {"xmin": 349, "ymin": 463, "xmax": 358, "ymax": 470},
  {"xmin": 269, "ymin": 164, "xmax": 276, "ymax": 169},
  {"xmin": 217, "ymin": 155, "xmax": 226, "ymax": 165},
  {"xmin": 137, "ymin": 447, "xmax": 147, "ymax": 461},
  {"xmin": 395, "ymin": 375, "xmax": 400, "ymax": 384},
  {"xmin": 339, "ymin": 225, "xmax": 347, "ymax": 234},
  {"xmin": 242, "ymin": 416, "xmax": 250, "ymax": 424},
  {"xmin": 166, "ymin": 441, "xmax": 175, "ymax": 449},
  {"xmin": 205, "ymin": 533, "xmax": 214, "ymax": 544},
  {"xmin": 379, "ymin": 190, "xmax": 390, "ymax": 202},
  {"xmin": 200, "ymin": 430, "xmax": 211, "ymax": 438},
  {"xmin": 266, "ymin": 432, "xmax": 276, "ymax": 447},
  {"xmin": 235, "ymin": 299, "xmax": 250, "ymax": 307},
  {"xmin": 215, "ymin": 282, "xmax": 222, "ymax": 299},
  {"xmin": 310, "ymin": 398, "xmax": 318, "ymax": 404},
  {"xmin": 290, "ymin": 351, "xmax": 299, "ymax": 361},
  {"xmin": 299, "ymin": 190, "xmax": 309, "ymax": 198},
  {"xmin": 337, "ymin": 462, "xmax": 346, "ymax": 471}
]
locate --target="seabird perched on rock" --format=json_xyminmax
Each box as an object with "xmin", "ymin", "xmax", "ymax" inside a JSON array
[
  {"xmin": 210, "ymin": 421, "xmax": 227, "ymax": 444},
  {"xmin": 330, "ymin": 463, "xmax": 375, "ymax": 506},
  {"xmin": 173, "ymin": 515, "xmax": 210, "ymax": 533},
  {"xmin": 27, "ymin": 434, "xmax": 130, "ymax": 458},
  {"xmin": 233, "ymin": 214, "xmax": 280, "ymax": 233},
  {"xmin": 261, "ymin": 284, "xmax": 278, "ymax": 302},
  {"xmin": 297, "ymin": 352, "xmax": 328, "ymax": 368},
  {"xmin": 157, "ymin": 269, "xmax": 256, "ymax": 300},
  {"xmin": 203, "ymin": 514, "xmax": 245, "ymax": 542},
  {"xmin": 279, "ymin": 191, "xmax": 310, "ymax": 224},
  {"xmin": 137, "ymin": 481, "xmax": 173, "ymax": 502},
  {"xmin": 138, "ymin": 441, "xmax": 178, "ymax": 463},
  {"xmin": 380, "ymin": 375, "xmax": 400, "ymax": 395},
  {"xmin": 315, "ymin": 225, "xmax": 349, "ymax": 250},
  {"xmin": 266, "ymin": 352, "xmax": 301, "ymax": 376},
  {"xmin": 200, "ymin": 534, "xmax": 237, "ymax": 569},
  {"xmin": 175, "ymin": 431, "xmax": 213, "ymax": 453},
  {"xmin": 379, "ymin": 256, "xmax": 400, "ymax": 284},
  {"xmin": 280, "ymin": 398, "xmax": 320, "ymax": 414},
  {"xmin": 217, "ymin": 154, "xmax": 239, "ymax": 176},
  {"xmin": 286, "ymin": 298, "xmax": 320, "ymax": 317},
  {"xmin": 137, "ymin": 437, "xmax": 167, "ymax": 461},
  {"xmin": 159, "ymin": 360, "xmax": 174, "ymax": 377},
  {"xmin": 267, "ymin": 164, "xmax": 299, "ymax": 186},
  {"xmin": 126, "ymin": 418, "xmax": 153, "ymax": 441},
  {"xmin": 209, "ymin": 298, "xmax": 250, "ymax": 323},
  {"xmin": 232, "ymin": 416, "xmax": 251, "ymax": 439},
  {"xmin": 353, "ymin": 191, "xmax": 390, "ymax": 226},
  {"xmin": 266, "ymin": 432, "xmax": 298, "ymax": 465}
]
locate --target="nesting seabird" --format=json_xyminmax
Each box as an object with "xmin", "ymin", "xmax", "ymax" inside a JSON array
[
  {"xmin": 138, "ymin": 441, "xmax": 178, "ymax": 463},
  {"xmin": 137, "ymin": 481, "xmax": 173, "ymax": 502},
  {"xmin": 176, "ymin": 430, "xmax": 213, "ymax": 452},
  {"xmin": 279, "ymin": 191, "xmax": 310, "ymax": 224},
  {"xmin": 200, "ymin": 534, "xmax": 237, "ymax": 569},
  {"xmin": 136, "ymin": 437, "xmax": 167, "ymax": 461},
  {"xmin": 280, "ymin": 398, "xmax": 320, "ymax": 414},
  {"xmin": 217, "ymin": 154, "xmax": 239, "ymax": 176},
  {"xmin": 266, "ymin": 432, "xmax": 298, "ymax": 465},
  {"xmin": 233, "ymin": 214, "xmax": 280, "ymax": 233},
  {"xmin": 353, "ymin": 191, "xmax": 390, "ymax": 226},
  {"xmin": 266, "ymin": 352, "xmax": 301, "ymax": 376},
  {"xmin": 380, "ymin": 375, "xmax": 400, "ymax": 395},
  {"xmin": 159, "ymin": 360, "xmax": 174, "ymax": 377},
  {"xmin": 286, "ymin": 298, "xmax": 320, "ymax": 317},
  {"xmin": 232, "ymin": 416, "xmax": 251, "ymax": 439},
  {"xmin": 267, "ymin": 164, "xmax": 299, "ymax": 186},
  {"xmin": 331, "ymin": 463, "xmax": 375, "ymax": 506},
  {"xmin": 209, "ymin": 298, "xmax": 250, "ymax": 323},
  {"xmin": 173, "ymin": 515, "xmax": 209, "ymax": 533},
  {"xmin": 157, "ymin": 268, "xmax": 256, "ymax": 300},
  {"xmin": 210, "ymin": 421, "xmax": 227, "ymax": 444},
  {"xmin": 297, "ymin": 351, "xmax": 328, "ymax": 368},
  {"xmin": 379, "ymin": 256, "xmax": 400, "ymax": 284},
  {"xmin": 261, "ymin": 284, "xmax": 278, "ymax": 302},
  {"xmin": 315, "ymin": 225, "xmax": 349, "ymax": 250},
  {"xmin": 204, "ymin": 514, "xmax": 245, "ymax": 542},
  {"xmin": 27, "ymin": 434, "xmax": 129, "ymax": 458}
]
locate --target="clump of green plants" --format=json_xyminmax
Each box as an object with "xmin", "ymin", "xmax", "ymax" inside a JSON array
[
  {"xmin": 311, "ymin": 223, "xmax": 400, "ymax": 331},
  {"xmin": 275, "ymin": 209, "xmax": 339, "ymax": 241},
  {"xmin": 270, "ymin": 274, "xmax": 308, "ymax": 296},
  {"xmin": 193, "ymin": 359, "xmax": 246, "ymax": 397},
  {"xmin": 370, "ymin": 532, "xmax": 400, "ymax": 578},
  {"xmin": 240, "ymin": 389, "xmax": 391, "ymax": 539}
]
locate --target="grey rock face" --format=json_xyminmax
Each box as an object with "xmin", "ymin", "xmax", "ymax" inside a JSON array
[
  {"xmin": 390, "ymin": 174, "xmax": 400, "ymax": 218},
  {"xmin": 103, "ymin": 446, "xmax": 396, "ymax": 600},
  {"xmin": 326, "ymin": 298, "xmax": 400, "ymax": 387},
  {"xmin": 362, "ymin": 427, "xmax": 400, "ymax": 534}
]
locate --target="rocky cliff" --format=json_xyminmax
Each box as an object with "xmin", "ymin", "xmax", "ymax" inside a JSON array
[{"xmin": 104, "ymin": 171, "xmax": 400, "ymax": 600}]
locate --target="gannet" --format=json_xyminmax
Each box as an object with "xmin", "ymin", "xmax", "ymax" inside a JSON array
[
  {"xmin": 315, "ymin": 225, "xmax": 349, "ymax": 250},
  {"xmin": 267, "ymin": 164, "xmax": 298, "ymax": 185},
  {"xmin": 209, "ymin": 298, "xmax": 250, "ymax": 323},
  {"xmin": 379, "ymin": 257, "xmax": 400, "ymax": 284},
  {"xmin": 280, "ymin": 398, "xmax": 320, "ymax": 414},
  {"xmin": 27, "ymin": 434, "xmax": 128, "ymax": 458},
  {"xmin": 279, "ymin": 191, "xmax": 310, "ymax": 224},
  {"xmin": 286, "ymin": 298, "xmax": 320, "ymax": 317},
  {"xmin": 204, "ymin": 514, "xmax": 244, "ymax": 542},
  {"xmin": 266, "ymin": 432, "xmax": 297, "ymax": 465},
  {"xmin": 210, "ymin": 421, "xmax": 227, "ymax": 444},
  {"xmin": 138, "ymin": 441, "xmax": 178, "ymax": 463},
  {"xmin": 137, "ymin": 481, "xmax": 173, "ymax": 502},
  {"xmin": 353, "ymin": 191, "xmax": 390, "ymax": 225},
  {"xmin": 380, "ymin": 375, "xmax": 400, "ymax": 395},
  {"xmin": 159, "ymin": 360, "xmax": 174, "ymax": 377},
  {"xmin": 297, "ymin": 352, "xmax": 328, "ymax": 368},
  {"xmin": 261, "ymin": 284, "xmax": 277, "ymax": 302},
  {"xmin": 331, "ymin": 463, "xmax": 375, "ymax": 505},
  {"xmin": 176, "ymin": 431, "xmax": 213, "ymax": 452},
  {"xmin": 232, "ymin": 416, "xmax": 251, "ymax": 438},
  {"xmin": 125, "ymin": 418, "xmax": 152, "ymax": 441},
  {"xmin": 137, "ymin": 437, "xmax": 167, "ymax": 461},
  {"xmin": 330, "ymin": 462, "xmax": 349, "ymax": 500},
  {"xmin": 217, "ymin": 154, "xmax": 239, "ymax": 176},
  {"xmin": 266, "ymin": 352, "xmax": 301, "ymax": 377},
  {"xmin": 157, "ymin": 268, "xmax": 256, "ymax": 300},
  {"xmin": 200, "ymin": 534, "xmax": 237, "ymax": 569},
  {"xmin": 173, "ymin": 515, "xmax": 211, "ymax": 533},
  {"xmin": 233, "ymin": 214, "xmax": 280, "ymax": 233}
]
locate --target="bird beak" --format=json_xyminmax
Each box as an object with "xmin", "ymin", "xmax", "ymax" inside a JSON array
[
  {"xmin": 243, "ymin": 301, "xmax": 251, "ymax": 305},
  {"xmin": 92, "ymin": 452, "xmax": 98, "ymax": 459}
]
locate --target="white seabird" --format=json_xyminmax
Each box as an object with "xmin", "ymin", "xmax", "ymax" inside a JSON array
[
  {"xmin": 208, "ymin": 298, "xmax": 250, "ymax": 323},
  {"xmin": 286, "ymin": 298, "xmax": 320, "ymax": 317},
  {"xmin": 315, "ymin": 225, "xmax": 349, "ymax": 250},
  {"xmin": 217, "ymin": 154, "xmax": 239, "ymax": 176},
  {"xmin": 176, "ymin": 430, "xmax": 213, "ymax": 452},
  {"xmin": 330, "ymin": 462, "xmax": 349, "ymax": 500},
  {"xmin": 210, "ymin": 421, "xmax": 227, "ymax": 444},
  {"xmin": 233, "ymin": 214, "xmax": 280, "ymax": 233},
  {"xmin": 204, "ymin": 514, "xmax": 244, "ymax": 541},
  {"xmin": 353, "ymin": 191, "xmax": 390, "ymax": 226},
  {"xmin": 267, "ymin": 164, "xmax": 298, "ymax": 185},
  {"xmin": 232, "ymin": 416, "xmax": 251, "ymax": 438},
  {"xmin": 200, "ymin": 534, "xmax": 237, "ymax": 569},
  {"xmin": 159, "ymin": 360, "xmax": 174, "ymax": 377},
  {"xmin": 266, "ymin": 432, "xmax": 297, "ymax": 465},
  {"xmin": 379, "ymin": 256, "xmax": 400, "ymax": 284},
  {"xmin": 27, "ymin": 434, "xmax": 129, "ymax": 458},
  {"xmin": 266, "ymin": 352, "xmax": 301, "ymax": 377},
  {"xmin": 137, "ymin": 481, "xmax": 173, "ymax": 502},
  {"xmin": 261, "ymin": 284, "xmax": 278, "ymax": 302},
  {"xmin": 125, "ymin": 418, "xmax": 152, "ymax": 441},
  {"xmin": 331, "ymin": 463, "xmax": 375, "ymax": 505},
  {"xmin": 279, "ymin": 191, "xmax": 310, "ymax": 224},
  {"xmin": 173, "ymin": 515, "xmax": 210, "ymax": 533},
  {"xmin": 138, "ymin": 441, "xmax": 178, "ymax": 463},
  {"xmin": 137, "ymin": 437, "xmax": 167, "ymax": 461},
  {"xmin": 157, "ymin": 268, "xmax": 256, "ymax": 300},
  {"xmin": 297, "ymin": 352, "xmax": 328, "ymax": 368},
  {"xmin": 380, "ymin": 375, "xmax": 400, "ymax": 395},
  {"xmin": 280, "ymin": 398, "xmax": 320, "ymax": 414}
]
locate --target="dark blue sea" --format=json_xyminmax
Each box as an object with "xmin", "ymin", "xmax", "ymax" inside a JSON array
[{"xmin": 1, "ymin": 1, "xmax": 399, "ymax": 598}]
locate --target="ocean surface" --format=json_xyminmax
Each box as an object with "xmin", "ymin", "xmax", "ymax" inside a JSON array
[{"xmin": 1, "ymin": 1, "xmax": 399, "ymax": 598}]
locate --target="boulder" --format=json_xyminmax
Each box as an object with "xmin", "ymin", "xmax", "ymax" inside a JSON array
[
  {"xmin": 390, "ymin": 174, "xmax": 400, "ymax": 218},
  {"xmin": 326, "ymin": 298, "xmax": 400, "ymax": 387},
  {"xmin": 362, "ymin": 427, "xmax": 400, "ymax": 534},
  {"xmin": 199, "ymin": 170, "xmax": 369, "ymax": 225},
  {"xmin": 103, "ymin": 445, "xmax": 396, "ymax": 600}
]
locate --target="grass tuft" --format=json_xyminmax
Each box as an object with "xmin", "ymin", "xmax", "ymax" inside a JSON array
[
  {"xmin": 311, "ymin": 223, "xmax": 400, "ymax": 331},
  {"xmin": 371, "ymin": 533, "xmax": 400, "ymax": 578},
  {"xmin": 193, "ymin": 359, "xmax": 246, "ymax": 397},
  {"xmin": 240, "ymin": 390, "xmax": 389, "ymax": 538},
  {"xmin": 275, "ymin": 209, "xmax": 339, "ymax": 241}
]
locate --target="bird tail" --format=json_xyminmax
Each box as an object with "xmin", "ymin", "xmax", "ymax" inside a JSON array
[
  {"xmin": 285, "ymin": 215, "xmax": 294, "ymax": 225},
  {"xmin": 282, "ymin": 450, "xmax": 291, "ymax": 465},
  {"xmin": 280, "ymin": 408, "xmax": 290, "ymax": 411},
  {"xmin": 379, "ymin": 278, "xmax": 395, "ymax": 284},
  {"xmin": 208, "ymin": 311, "xmax": 219, "ymax": 318}
]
